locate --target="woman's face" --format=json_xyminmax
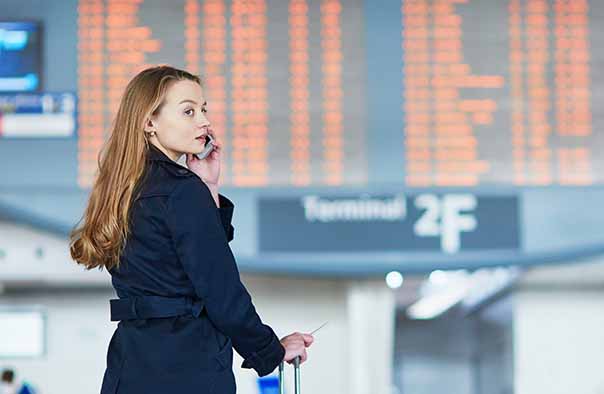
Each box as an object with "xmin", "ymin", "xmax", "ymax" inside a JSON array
[{"xmin": 145, "ymin": 79, "xmax": 211, "ymax": 161}]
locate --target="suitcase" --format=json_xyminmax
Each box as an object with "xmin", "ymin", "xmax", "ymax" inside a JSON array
[{"xmin": 278, "ymin": 356, "xmax": 301, "ymax": 394}]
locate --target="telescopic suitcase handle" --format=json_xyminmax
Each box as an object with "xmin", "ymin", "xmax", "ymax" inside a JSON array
[{"xmin": 278, "ymin": 356, "xmax": 301, "ymax": 394}]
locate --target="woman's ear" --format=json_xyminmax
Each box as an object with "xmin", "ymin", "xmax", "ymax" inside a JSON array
[{"xmin": 143, "ymin": 118, "xmax": 156, "ymax": 133}]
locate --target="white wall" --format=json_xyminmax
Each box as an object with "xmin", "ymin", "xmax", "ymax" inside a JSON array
[
  {"xmin": 0, "ymin": 289, "xmax": 116, "ymax": 394},
  {"xmin": 0, "ymin": 276, "xmax": 395, "ymax": 394},
  {"xmin": 0, "ymin": 221, "xmax": 108, "ymax": 285},
  {"xmin": 514, "ymin": 258, "xmax": 604, "ymax": 394}
]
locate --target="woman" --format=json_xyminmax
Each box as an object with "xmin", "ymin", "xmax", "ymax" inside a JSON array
[{"xmin": 69, "ymin": 65, "xmax": 313, "ymax": 393}]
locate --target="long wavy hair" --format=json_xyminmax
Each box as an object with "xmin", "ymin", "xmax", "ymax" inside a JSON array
[{"xmin": 69, "ymin": 65, "xmax": 201, "ymax": 271}]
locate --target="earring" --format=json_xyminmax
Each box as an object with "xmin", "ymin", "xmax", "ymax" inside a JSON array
[{"xmin": 147, "ymin": 131, "xmax": 156, "ymax": 137}]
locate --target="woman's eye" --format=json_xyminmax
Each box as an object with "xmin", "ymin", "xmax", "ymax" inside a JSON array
[
  {"xmin": 201, "ymin": 107, "xmax": 208, "ymax": 113},
  {"xmin": 185, "ymin": 108, "xmax": 194, "ymax": 116}
]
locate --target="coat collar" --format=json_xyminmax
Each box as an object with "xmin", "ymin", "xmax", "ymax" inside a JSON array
[
  {"xmin": 147, "ymin": 143, "xmax": 178, "ymax": 165},
  {"xmin": 146, "ymin": 143, "xmax": 196, "ymax": 178}
]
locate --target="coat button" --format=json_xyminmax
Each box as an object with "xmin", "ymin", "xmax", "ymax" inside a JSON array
[{"xmin": 178, "ymin": 169, "xmax": 188, "ymax": 175}]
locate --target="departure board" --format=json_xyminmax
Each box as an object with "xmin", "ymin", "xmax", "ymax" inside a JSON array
[
  {"xmin": 402, "ymin": 0, "xmax": 601, "ymax": 186},
  {"xmin": 77, "ymin": 0, "xmax": 367, "ymax": 187},
  {"xmin": 73, "ymin": 0, "xmax": 604, "ymax": 188}
]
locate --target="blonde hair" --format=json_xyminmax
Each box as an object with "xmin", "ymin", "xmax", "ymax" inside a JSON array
[{"xmin": 69, "ymin": 65, "xmax": 201, "ymax": 270}]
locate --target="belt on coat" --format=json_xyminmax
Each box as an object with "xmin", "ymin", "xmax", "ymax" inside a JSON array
[{"xmin": 109, "ymin": 295, "xmax": 205, "ymax": 321}]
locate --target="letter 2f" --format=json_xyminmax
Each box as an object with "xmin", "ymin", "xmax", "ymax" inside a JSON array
[{"xmin": 413, "ymin": 194, "xmax": 477, "ymax": 254}]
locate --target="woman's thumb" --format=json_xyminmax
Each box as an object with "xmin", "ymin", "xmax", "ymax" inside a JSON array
[{"xmin": 302, "ymin": 334, "xmax": 314, "ymax": 346}]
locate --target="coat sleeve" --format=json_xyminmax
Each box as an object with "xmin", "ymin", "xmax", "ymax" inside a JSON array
[
  {"xmin": 218, "ymin": 194, "xmax": 235, "ymax": 242},
  {"xmin": 165, "ymin": 178, "xmax": 285, "ymax": 376}
]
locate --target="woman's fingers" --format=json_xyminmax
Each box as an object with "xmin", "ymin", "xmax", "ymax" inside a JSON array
[
  {"xmin": 286, "ymin": 350, "xmax": 308, "ymax": 365},
  {"xmin": 281, "ymin": 331, "xmax": 314, "ymax": 364},
  {"xmin": 293, "ymin": 332, "xmax": 314, "ymax": 346},
  {"xmin": 212, "ymin": 137, "xmax": 222, "ymax": 150},
  {"xmin": 302, "ymin": 334, "xmax": 314, "ymax": 346},
  {"xmin": 185, "ymin": 153, "xmax": 195, "ymax": 165},
  {"xmin": 294, "ymin": 350, "xmax": 308, "ymax": 364},
  {"xmin": 210, "ymin": 137, "xmax": 222, "ymax": 159}
]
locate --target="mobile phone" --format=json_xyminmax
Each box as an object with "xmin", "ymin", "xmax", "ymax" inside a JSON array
[{"xmin": 196, "ymin": 134, "xmax": 215, "ymax": 160}]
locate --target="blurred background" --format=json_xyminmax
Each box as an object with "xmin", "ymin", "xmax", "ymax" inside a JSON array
[{"xmin": 1, "ymin": 0, "xmax": 604, "ymax": 393}]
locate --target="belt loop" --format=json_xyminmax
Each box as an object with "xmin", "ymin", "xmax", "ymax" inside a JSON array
[
  {"xmin": 131, "ymin": 296, "xmax": 139, "ymax": 319},
  {"xmin": 185, "ymin": 297, "xmax": 204, "ymax": 318}
]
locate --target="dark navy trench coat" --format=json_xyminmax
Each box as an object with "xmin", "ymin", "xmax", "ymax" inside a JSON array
[{"xmin": 100, "ymin": 143, "xmax": 285, "ymax": 394}]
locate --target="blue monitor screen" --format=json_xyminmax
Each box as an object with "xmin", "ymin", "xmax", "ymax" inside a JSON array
[{"xmin": 0, "ymin": 21, "xmax": 42, "ymax": 92}]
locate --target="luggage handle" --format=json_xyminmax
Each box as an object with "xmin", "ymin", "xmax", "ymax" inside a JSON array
[
  {"xmin": 279, "ymin": 322, "xmax": 326, "ymax": 394},
  {"xmin": 278, "ymin": 356, "xmax": 301, "ymax": 394}
]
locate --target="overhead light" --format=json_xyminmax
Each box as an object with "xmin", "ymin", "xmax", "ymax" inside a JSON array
[
  {"xmin": 428, "ymin": 269, "xmax": 448, "ymax": 285},
  {"xmin": 385, "ymin": 271, "xmax": 404, "ymax": 289},
  {"xmin": 407, "ymin": 282, "xmax": 468, "ymax": 320},
  {"xmin": 461, "ymin": 266, "xmax": 520, "ymax": 310},
  {"xmin": 407, "ymin": 271, "xmax": 470, "ymax": 320},
  {"xmin": 408, "ymin": 267, "xmax": 520, "ymax": 320}
]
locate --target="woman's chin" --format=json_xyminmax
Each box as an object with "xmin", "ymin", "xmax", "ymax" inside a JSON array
[{"xmin": 183, "ymin": 146, "xmax": 204, "ymax": 156}]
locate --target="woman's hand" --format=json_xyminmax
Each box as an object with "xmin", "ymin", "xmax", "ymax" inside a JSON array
[
  {"xmin": 186, "ymin": 130, "xmax": 223, "ymax": 187},
  {"xmin": 280, "ymin": 332, "xmax": 314, "ymax": 364}
]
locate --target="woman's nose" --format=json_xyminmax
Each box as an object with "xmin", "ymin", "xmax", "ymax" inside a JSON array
[{"xmin": 197, "ymin": 115, "xmax": 210, "ymax": 129}]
